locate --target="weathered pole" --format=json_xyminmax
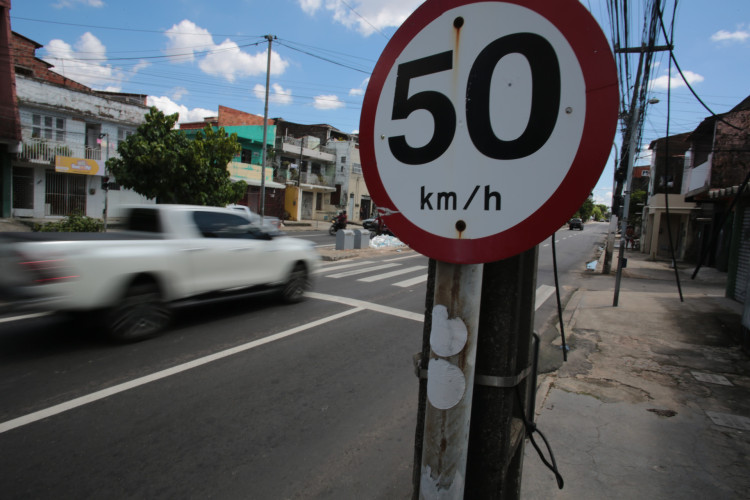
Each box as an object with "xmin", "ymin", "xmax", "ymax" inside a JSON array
[
  {"xmin": 420, "ymin": 261, "xmax": 483, "ymax": 498},
  {"xmin": 464, "ymin": 247, "xmax": 538, "ymax": 498},
  {"xmin": 259, "ymin": 34, "xmax": 274, "ymax": 219}
]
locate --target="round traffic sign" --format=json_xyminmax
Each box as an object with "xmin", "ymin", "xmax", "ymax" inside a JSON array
[{"xmin": 360, "ymin": 0, "xmax": 618, "ymax": 264}]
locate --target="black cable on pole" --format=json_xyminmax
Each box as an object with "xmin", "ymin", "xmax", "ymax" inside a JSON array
[
  {"xmin": 659, "ymin": 3, "xmax": 684, "ymax": 302},
  {"xmin": 515, "ymin": 386, "xmax": 564, "ymax": 489},
  {"xmin": 551, "ymin": 233, "xmax": 568, "ymax": 362},
  {"xmin": 656, "ymin": 9, "xmax": 742, "ymax": 132}
]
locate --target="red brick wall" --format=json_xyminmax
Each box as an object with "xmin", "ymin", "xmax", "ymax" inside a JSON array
[
  {"xmin": 11, "ymin": 32, "xmax": 90, "ymax": 92},
  {"xmin": 217, "ymin": 105, "xmax": 273, "ymax": 127},
  {"xmin": 0, "ymin": 3, "xmax": 20, "ymax": 142},
  {"xmin": 711, "ymin": 109, "xmax": 750, "ymax": 188}
]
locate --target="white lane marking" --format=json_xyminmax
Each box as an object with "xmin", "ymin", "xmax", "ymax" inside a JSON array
[
  {"xmin": 313, "ymin": 260, "xmax": 375, "ymax": 274},
  {"xmin": 394, "ymin": 275, "xmax": 429, "ymax": 288},
  {"xmin": 325, "ymin": 263, "xmax": 400, "ymax": 278},
  {"xmin": 0, "ymin": 312, "xmax": 52, "ymax": 324},
  {"xmin": 0, "ymin": 282, "xmax": 559, "ymax": 433},
  {"xmin": 0, "ymin": 307, "xmax": 363, "ymax": 435},
  {"xmin": 384, "ymin": 253, "xmax": 421, "ymax": 262},
  {"xmin": 358, "ymin": 266, "xmax": 427, "ymax": 283},
  {"xmin": 535, "ymin": 284, "xmax": 556, "ymax": 309},
  {"xmin": 307, "ymin": 292, "xmax": 424, "ymax": 322}
]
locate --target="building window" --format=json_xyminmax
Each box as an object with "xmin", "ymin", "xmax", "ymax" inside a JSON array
[
  {"xmin": 32, "ymin": 114, "xmax": 65, "ymax": 142},
  {"xmin": 316, "ymin": 192, "xmax": 322, "ymax": 210},
  {"xmin": 117, "ymin": 128, "xmax": 134, "ymax": 146},
  {"xmin": 341, "ymin": 156, "xmax": 346, "ymax": 163}
]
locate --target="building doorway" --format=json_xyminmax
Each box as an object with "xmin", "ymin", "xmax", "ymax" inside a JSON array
[{"xmin": 45, "ymin": 170, "xmax": 86, "ymax": 215}]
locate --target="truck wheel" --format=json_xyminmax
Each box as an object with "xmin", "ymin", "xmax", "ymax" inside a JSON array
[
  {"xmin": 107, "ymin": 281, "xmax": 171, "ymax": 341},
  {"xmin": 281, "ymin": 263, "xmax": 309, "ymax": 303}
]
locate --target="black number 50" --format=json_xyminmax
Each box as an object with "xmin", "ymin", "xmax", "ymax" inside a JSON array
[{"xmin": 388, "ymin": 33, "xmax": 561, "ymax": 165}]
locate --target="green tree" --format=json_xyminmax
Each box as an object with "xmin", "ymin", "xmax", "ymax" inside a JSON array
[
  {"xmin": 107, "ymin": 107, "xmax": 247, "ymax": 205},
  {"xmin": 574, "ymin": 195, "xmax": 595, "ymax": 222},
  {"xmin": 591, "ymin": 205, "xmax": 602, "ymax": 221}
]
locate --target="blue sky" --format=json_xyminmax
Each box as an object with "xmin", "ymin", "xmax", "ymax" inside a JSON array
[{"xmin": 10, "ymin": 0, "xmax": 749, "ymax": 208}]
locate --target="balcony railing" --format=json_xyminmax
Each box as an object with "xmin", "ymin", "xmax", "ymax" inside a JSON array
[
  {"xmin": 18, "ymin": 138, "xmax": 114, "ymax": 163},
  {"xmin": 278, "ymin": 138, "xmax": 336, "ymax": 162}
]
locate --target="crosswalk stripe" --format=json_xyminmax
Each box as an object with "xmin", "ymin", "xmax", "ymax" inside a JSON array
[
  {"xmin": 393, "ymin": 274, "xmax": 429, "ymax": 288},
  {"xmin": 358, "ymin": 265, "xmax": 427, "ymax": 283},
  {"xmin": 313, "ymin": 260, "xmax": 375, "ymax": 274},
  {"xmin": 384, "ymin": 253, "xmax": 422, "ymax": 262},
  {"xmin": 325, "ymin": 262, "xmax": 400, "ymax": 278},
  {"xmin": 535, "ymin": 284, "xmax": 555, "ymax": 309}
]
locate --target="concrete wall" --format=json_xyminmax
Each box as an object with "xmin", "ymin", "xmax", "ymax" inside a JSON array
[{"xmin": 17, "ymin": 76, "xmax": 148, "ymax": 125}]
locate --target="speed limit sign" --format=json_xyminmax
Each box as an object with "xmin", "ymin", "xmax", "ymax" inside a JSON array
[{"xmin": 360, "ymin": 0, "xmax": 618, "ymax": 264}]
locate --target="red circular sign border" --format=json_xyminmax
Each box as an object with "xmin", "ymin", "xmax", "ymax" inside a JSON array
[{"xmin": 360, "ymin": 0, "xmax": 618, "ymax": 264}]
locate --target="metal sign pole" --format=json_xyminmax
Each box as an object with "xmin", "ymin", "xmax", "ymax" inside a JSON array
[{"xmin": 420, "ymin": 261, "xmax": 483, "ymax": 498}]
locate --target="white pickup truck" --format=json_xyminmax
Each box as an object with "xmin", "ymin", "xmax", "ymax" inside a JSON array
[{"xmin": 0, "ymin": 204, "xmax": 320, "ymax": 341}]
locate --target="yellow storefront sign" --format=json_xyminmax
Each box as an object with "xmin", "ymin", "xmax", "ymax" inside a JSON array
[{"xmin": 55, "ymin": 156, "xmax": 104, "ymax": 176}]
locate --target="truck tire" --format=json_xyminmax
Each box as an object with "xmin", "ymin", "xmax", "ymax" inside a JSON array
[
  {"xmin": 281, "ymin": 263, "xmax": 309, "ymax": 303},
  {"xmin": 107, "ymin": 280, "xmax": 171, "ymax": 341}
]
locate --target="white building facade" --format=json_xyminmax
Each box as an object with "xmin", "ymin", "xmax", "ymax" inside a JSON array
[{"xmin": 13, "ymin": 76, "xmax": 152, "ymax": 221}]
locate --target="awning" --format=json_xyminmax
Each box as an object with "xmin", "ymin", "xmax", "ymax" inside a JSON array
[
  {"xmin": 231, "ymin": 177, "xmax": 287, "ymax": 189},
  {"xmin": 300, "ymin": 183, "xmax": 336, "ymax": 192}
]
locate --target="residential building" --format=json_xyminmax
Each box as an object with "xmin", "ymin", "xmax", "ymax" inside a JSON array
[
  {"xmin": 273, "ymin": 119, "xmax": 366, "ymax": 222},
  {"xmin": 180, "ymin": 106, "xmax": 283, "ymax": 218},
  {"xmin": 7, "ymin": 31, "xmax": 151, "ymax": 222},
  {"xmin": 682, "ymin": 96, "xmax": 750, "ymax": 302},
  {"xmin": 642, "ymin": 133, "xmax": 697, "ymax": 261},
  {"xmin": 329, "ymin": 138, "xmax": 372, "ymax": 220}
]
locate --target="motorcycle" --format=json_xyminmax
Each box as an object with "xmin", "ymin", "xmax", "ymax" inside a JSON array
[{"xmin": 329, "ymin": 218, "xmax": 347, "ymax": 235}]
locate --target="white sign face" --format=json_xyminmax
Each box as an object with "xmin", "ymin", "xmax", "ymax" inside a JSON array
[
  {"xmin": 372, "ymin": 2, "xmax": 585, "ymax": 240},
  {"xmin": 360, "ymin": 0, "xmax": 618, "ymax": 263}
]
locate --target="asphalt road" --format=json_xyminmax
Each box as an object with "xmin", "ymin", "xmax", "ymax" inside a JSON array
[{"xmin": 0, "ymin": 222, "xmax": 607, "ymax": 499}]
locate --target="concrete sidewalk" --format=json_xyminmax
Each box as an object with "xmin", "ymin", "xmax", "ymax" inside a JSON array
[{"xmin": 522, "ymin": 247, "xmax": 750, "ymax": 499}]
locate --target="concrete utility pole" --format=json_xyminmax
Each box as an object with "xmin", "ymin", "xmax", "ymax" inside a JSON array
[
  {"xmin": 414, "ymin": 249, "xmax": 538, "ymax": 499},
  {"xmin": 259, "ymin": 34, "xmax": 275, "ymax": 219},
  {"xmin": 420, "ymin": 261, "xmax": 483, "ymax": 498},
  {"xmin": 464, "ymin": 248, "xmax": 538, "ymax": 498}
]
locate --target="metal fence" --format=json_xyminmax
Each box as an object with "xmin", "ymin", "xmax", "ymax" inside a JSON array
[{"xmin": 45, "ymin": 170, "xmax": 87, "ymax": 216}]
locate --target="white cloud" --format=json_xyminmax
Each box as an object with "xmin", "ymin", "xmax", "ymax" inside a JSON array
[
  {"xmin": 594, "ymin": 190, "xmax": 612, "ymax": 207},
  {"xmin": 132, "ymin": 60, "xmax": 151, "ymax": 73},
  {"xmin": 147, "ymin": 95, "xmax": 215, "ymax": 124},
  {"xmin": 313, "ymin": 94, "xmax": 345, "ymax": 110},
  {"xmin": 349, "ymin": 77, "xmax": 370, "ymax": 96},
  {"xmin": 164, "ymin": 20, "xmax": 289, "ymax": 82},
  {"xmin": 711, "ymin": 28, "xmax": 749, "ymax": 43},
  {"xmin": 300, "ymin": 0, "xmax": 422, "ymax": 36},
  {"xmin": 171, "ymin": 87, "xmax": 188, "ymax": 101},
  {"xmin": 298, "ymin": 0, "xmax": 322, "ymax": 15},
  {"xmin": 43, "ymin": 33, "xmax": 125, "ymax": 90},
  {"xmin": 253, "ymin": 83, "xmax": 293, "ymax": 105},
  {"xmin": 53, "ymin": 0, "xmax": 104, "ymax": 8},
  {"xmin": 164, "ymin": 20, "xmax": 214, "ymax": 63},
  {"xmin": 650, "ymin": 70, "xmax": 704, "ymax": 90}
]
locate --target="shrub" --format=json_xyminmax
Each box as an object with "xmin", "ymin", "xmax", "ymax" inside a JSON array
[{"xmin": 35, "ymin": 213, "xmax": 104, "ymax": 232}]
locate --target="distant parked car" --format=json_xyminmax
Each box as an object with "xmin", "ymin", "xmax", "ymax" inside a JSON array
[
  {"xmin": 227, "ymin": 204, "xmax": 283, "ymax": 234},
  {"xmin": 568, "ymin": 218, "xmax": 583, "ymax": 230},
  {"xmin": 362, "ymin": 218, "xmax": 377, "ymax": 230}
]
